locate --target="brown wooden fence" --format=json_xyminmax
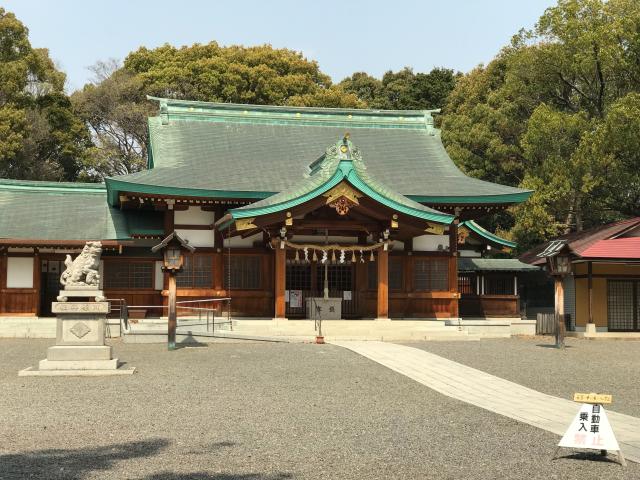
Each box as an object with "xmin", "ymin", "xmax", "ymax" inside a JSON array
[{"xmin": 536, "ymin": 313, "xmax": 572, "ymax": 334}]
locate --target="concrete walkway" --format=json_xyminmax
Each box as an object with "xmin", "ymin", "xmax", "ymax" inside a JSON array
[{"xmin": 331, "ymin": 340, "xmax": 640, "ymax": 463}]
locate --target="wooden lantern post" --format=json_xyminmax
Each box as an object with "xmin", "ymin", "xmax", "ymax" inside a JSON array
[
  {"xmin": 547, "ymin": 253, "xmax": 571, "ymax": 348},
  {"xmin": 152, "ymin": 232, "xmax": 195, "ymax": 350}
]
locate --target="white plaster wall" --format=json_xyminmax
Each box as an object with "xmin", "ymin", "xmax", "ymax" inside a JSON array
[
  {"xmin": 175, "ymin": 229, "xmax": 215, "ymax": 248},
  {"xmin": 223, "ymin": 232, "xmax": 263, "ymax": 248},
  {"xmin": 174, "ymin": 207, "xmax": 214, "ymax": 225},
  {"xmin": 154, "ymin": 261, "xmax": 164, "ymax": 290},
  {"xmin": 412, "ymin": 235, "xmax": 449, "ymax": 252},
  {"xmin": 7, "ymin": 257, "xmax": 34, "ymax": 288},
  {"xmin": 459, "ymin": 250, "xmax": 481, "ymax": 258}
]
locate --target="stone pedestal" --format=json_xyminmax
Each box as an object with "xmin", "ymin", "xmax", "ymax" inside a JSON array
[{"xmin": 19, "ymin": 299, "xmax": 135, "ymax": 376}]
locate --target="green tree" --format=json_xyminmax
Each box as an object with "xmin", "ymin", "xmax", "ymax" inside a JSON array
[
  {"xmin": 0, "ymin": 8, "xmax": 91, "ymax": 180},
  {"xmin": 340, "ymin": 67, "xmax": 459, "ymax": 110},
  {"xmin": 441, "ymin": 0, "xmax": 640, "ymax": 250}
]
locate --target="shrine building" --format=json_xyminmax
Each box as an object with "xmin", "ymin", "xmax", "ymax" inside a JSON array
[{"xmin": 0, "ymin": 98, "xmax": 539, "ymax": 334}]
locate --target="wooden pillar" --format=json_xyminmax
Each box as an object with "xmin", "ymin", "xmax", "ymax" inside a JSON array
[
  {"xmin": 0, "ymin": 250, "xmax": 5, "ymax": 315},
  {"xmin": 587, "ymin": 261, "xmax": 593, "ymax": 324},
  {"xmin": 377, "ymin": 248, "xmax": 389, "ymax": 319},
  {"xmin": 554, "ymin": 275, "xmax": 565, "ymax": 347},
  {"xmin": 33, "ymin": 249, "xmax": 40, "ymax": 316},
  {"xmin": 274, "ymin": 242, "xmax": 286, "ymax": 319},
  {"xmin": 167, "ymin": 272, "xmax": 177, "ymax": 350},
  {"xmin": 448, "ymin": 221, "xmax": 459, "ymax": 319},
  {"xmin": 162, "ymin": 210, "xmax": 174, "ymax": 310}
]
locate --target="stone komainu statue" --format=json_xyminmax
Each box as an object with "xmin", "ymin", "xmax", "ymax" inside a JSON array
[{"xmin": 60, "ymin": 241, "xmax": 102, "ymax": 287}]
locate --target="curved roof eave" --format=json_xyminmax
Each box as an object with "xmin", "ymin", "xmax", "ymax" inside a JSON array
[{"xmin": 462, "ymin": 220, "xmax": 516, "ymax": 249}]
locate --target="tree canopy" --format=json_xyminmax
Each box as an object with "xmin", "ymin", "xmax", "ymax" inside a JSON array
[
  {"xmin": 441, "ymin": 0, "xmax": 640, "ymax": 250},
  {"xmin": 0, "ymin": 8, "xmax": 90, "ymax": 180}
]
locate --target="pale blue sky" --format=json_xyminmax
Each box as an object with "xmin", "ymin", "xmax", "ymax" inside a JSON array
[{"xmin": 4, "ymin": 0, "xmax": 557, "ymax": 92}]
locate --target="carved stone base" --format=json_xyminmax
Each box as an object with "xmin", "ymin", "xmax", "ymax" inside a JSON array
[{"xmin": 57, "ymin": 290, "xmax": 106, "ymax": 302}]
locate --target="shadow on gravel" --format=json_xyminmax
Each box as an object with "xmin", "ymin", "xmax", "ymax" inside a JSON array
[
  {"xmin": 536, "ymin": 344, "xmax": 574, "ymax": 349},
  {"xmin": 141, "ymin": 473, "xmax": 293, "ymax": 480},
  {"xmin": 176, "ymin": 332, "xmax": 209, "ymax": 348},
  {"xmin": 557, "ymin": 451, "xmax": 621, "ymax": 464},
  {"xmin": 0, "ymin": 438, "xmax": 170, "ymax": 480}
]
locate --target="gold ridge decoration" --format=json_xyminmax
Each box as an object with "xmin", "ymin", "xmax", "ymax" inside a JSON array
[
  {"xmin": 424, "ymin": 222, "xmax": 446, "ymax": 235},
  {"xmin": 329, "ymin": 196, "xmax": 356, "ymax": 215},
  {"xmin": 324, "ymin": 182, "xmax": 361, "ymax": 206},
  {"xmin": 235, "ymin": 218, "xmax": 257, "ymax": 231},
  {"xmin": 457, "ymin": 226, "xmax": 470, "ymax": 244}
]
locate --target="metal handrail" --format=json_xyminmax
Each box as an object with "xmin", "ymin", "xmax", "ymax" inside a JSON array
[
  {"xmin": 124, "ymin": 298, "xmax": 232, "ymax": 332},
  {"xmin": 105, "ymin": 298, "xmax": 129, "ymax": 335}
]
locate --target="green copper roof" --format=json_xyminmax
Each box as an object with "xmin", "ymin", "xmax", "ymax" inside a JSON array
[
  {"xmin": 105, "ymin": 97, "xmax": 531, "ymax": 206},
  {"xmin": 461, "ymin": 220, "xmax": 517, "ymax": 249},
  {"xmin": 458, "ymin": 258, "xmax": 539, "ymax": 272},
  {"xmin": 0, "ymin": 179, "xmax": 162, "ymax": 242},
  {"xmin": 223, "ymin": 137, "xmax": 453, "ymax": 227}
]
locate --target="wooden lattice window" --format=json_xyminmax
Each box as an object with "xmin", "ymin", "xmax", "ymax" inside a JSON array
[
  {"xmin": 224, "ymin": 255, "xmax": 261, "ymax": 290},
  {"xmin": 368, "ymin": 258, "xmax": 403, "ymax": 290},
  {"xmin": 104, "ymin": 261, "xmax": 153, "ymax": 289},
  {"xmin": 177, "ymin": 254, "xmax": 213, "ymax": 288},
  {"xmin": 316, "ymin": 264, "xmax": 352, "ymax": 291},
  {"xmin": 286, "ymin": 265, "xmax": 312, "ymax": 290},
  {"xmin": 414, "ymin": 258, "xmax": 448, "ymax": 291},
  {"xmin": 484, "ymin": 274, "xmax": 514, "ymax": 295},
  {"xmin": 458, "ymin": 274, "xmax": 476, "ymax": 294}
]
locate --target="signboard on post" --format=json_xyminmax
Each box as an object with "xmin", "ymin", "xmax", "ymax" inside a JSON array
[{"xmin": 555, "ymin": 393, "xmax": 625, "ymax": 466}]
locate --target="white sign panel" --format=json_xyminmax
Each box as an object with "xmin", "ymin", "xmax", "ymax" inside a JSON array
[
  {"xmin": 343, "ymin": 290, "xmax": 352, "ymax": 301},
  {"xmin": 558, "ymin": 403, "xmax": 620, "ymax": 451},
  {"xmin": 290, "ymin": 290, "xmax": 302, "ymax": 309}
]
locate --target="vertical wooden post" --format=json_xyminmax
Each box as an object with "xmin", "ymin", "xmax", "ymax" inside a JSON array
[
  {"xmin": 449, "ymin": 221, "xmax": 459, "ymax": 319},
  {"xmin": 554, "ymin": 276, "xmax": 565, "ymax": 348},
  {"xmin": 274, "ymin": 242, "xmax": 286, "ymax": 319},
  {"xmin": 377, "ymin": 248, "xmax": 389, "ymax": 319},
  {"xmin": 168, "ymin": 272, "xmax": 177, "ymax": 350},
  {"xmin": 33, "ymin": 249, "xmax": 41, "ymax": 316},
  {"xmin": 0, "ymin": 250, "xmax": 6, "ymax": 315},
  {"xmin": 587, "ymin": 261, "xmax": 593, "ymax": 325}
]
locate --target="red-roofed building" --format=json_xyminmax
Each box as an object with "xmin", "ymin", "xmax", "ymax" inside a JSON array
[{"xmin": 521, "ymin": 218, "xmax": 640, "ymax": 333}]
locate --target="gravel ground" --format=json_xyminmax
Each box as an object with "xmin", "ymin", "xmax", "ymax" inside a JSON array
[
  {"xmin": 405, "ymin": 336, "xmax": 640, "ymax": 418},
  {"xmin": 1, "ymin": 339, "xmax": 637, "ymax": 480}
]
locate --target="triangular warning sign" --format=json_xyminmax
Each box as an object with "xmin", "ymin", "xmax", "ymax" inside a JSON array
[{"xmin": 558, "ymin": 403, "xmax": 620, "ymax": 452}]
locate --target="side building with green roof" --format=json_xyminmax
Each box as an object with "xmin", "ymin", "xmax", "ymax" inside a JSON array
[{"xmin": 0, "ymin": 98, "xmax": 538, "ymax": 332}]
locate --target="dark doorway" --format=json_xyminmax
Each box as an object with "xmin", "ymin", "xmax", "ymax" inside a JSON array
[{"xmin": 40, "ymin": 259, "xmax": 63, "ymax": 316}]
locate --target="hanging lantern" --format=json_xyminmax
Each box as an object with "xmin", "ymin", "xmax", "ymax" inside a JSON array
[
  {"xmin": 312, "ymin": 250, "xmax": 318, "ymax": 262},
  {"xmin": 370, "ymin": 251, "xmax": 375, "ymax": 262}
]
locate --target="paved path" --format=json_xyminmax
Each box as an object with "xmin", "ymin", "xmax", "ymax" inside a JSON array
[{"xmin": 331, "ymin": 340, "xmax": 640, "ymax": 463}]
